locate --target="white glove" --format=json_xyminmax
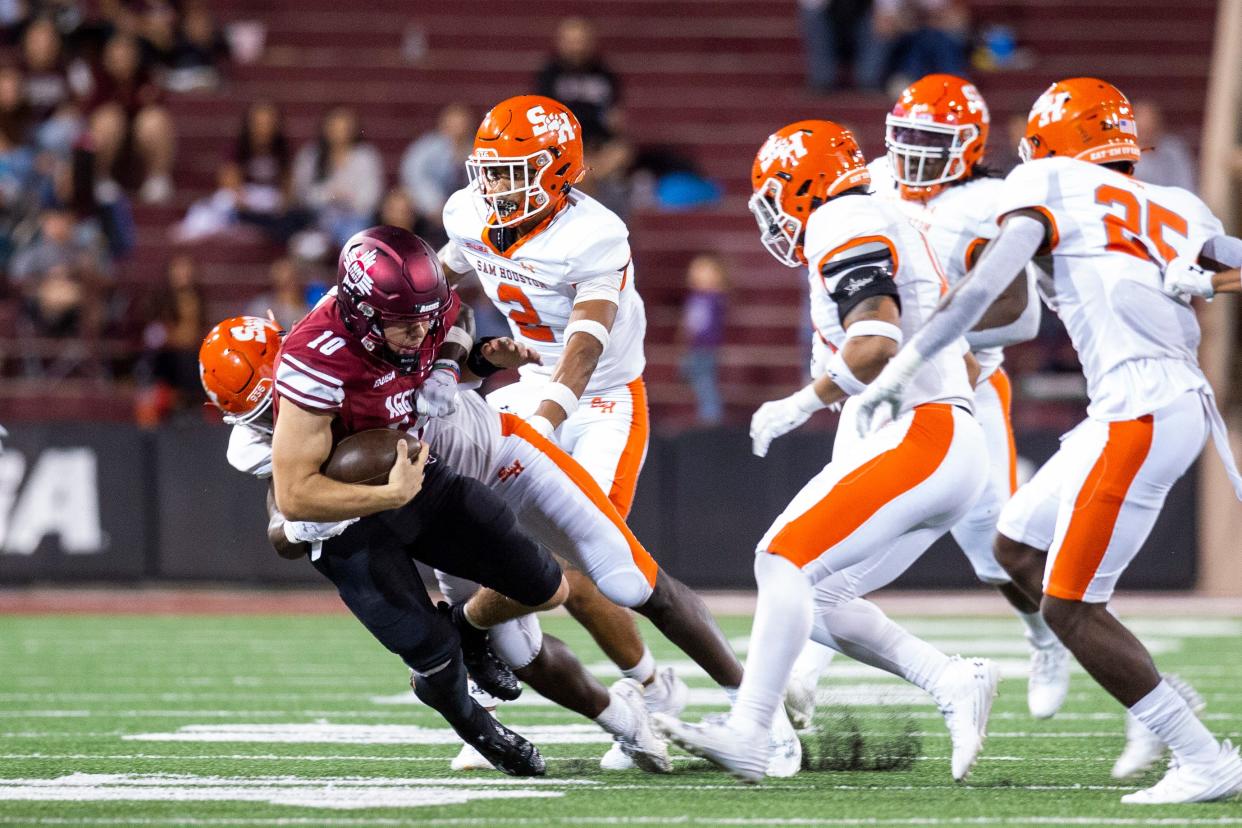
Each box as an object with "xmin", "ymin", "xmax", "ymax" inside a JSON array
[
  {"xmin": 854, "ymin": 347, "xmax": 923, "ymax": 437},
  {"xmin": 750, "ymin": 385, "xmax": 826, "ymax": 458},
  {"xmin": 283, "ymin": 518, "xmax": 358, "ymax": 544},
  {"xmin": 416, "ymin": 365, "xmax": 460, "ymax": 417},
  {"xmin": 1163, "ymin": 256, "xmax": 1215, "ymax": 301},
  {"xmin": 526, "ymin": 414, "xmax": 555, "ymax": 439},
  {"xmin": 0, "ymin": 424, "xmax": 7, "ymax": 453}
]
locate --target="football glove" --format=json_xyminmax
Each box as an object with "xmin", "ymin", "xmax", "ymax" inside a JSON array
[
  {"xmin": 854, "ymin": 346, "xmax": 924, "ymax": 437},
  {"xmin": 416, "ymin": 364, "xmax": 461, "ymax": 418},
  {"xmin": 283, "ymin": 518, "xmax": 358, "ymax": 545},
  {"xmin": 1163, "ymin": 256, "xmax": 1215, "ymax": 301},
  {"xmin": 750, "ymin": 385, "xmax": 826, "ymax": 458}
]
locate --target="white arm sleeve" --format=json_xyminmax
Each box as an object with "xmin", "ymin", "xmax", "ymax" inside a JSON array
[
  {"xmin": 1200, "ymin": 235, "xmax": 1242, "ymax": 269},
  {"xmin": 909, "ymin": 214, "xmax": 1046, "ymax": 361},
  {"xmin": 965, "ymin": 265, "xmax": 1042, "ymax": 350}
]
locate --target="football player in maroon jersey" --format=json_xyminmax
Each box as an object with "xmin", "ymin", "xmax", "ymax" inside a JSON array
[{"xmin": 271, "ymin": 226, "xmax": 568, "ymax": 777}]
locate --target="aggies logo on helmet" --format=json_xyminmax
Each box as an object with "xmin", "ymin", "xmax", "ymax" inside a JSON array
[
  {"xmin": 756, "ymin": 131, "xmax": 809, "ymax": 173},
  {"xmin": 344, "ymin": 247, "xmax": 378, "ymax": 296}
]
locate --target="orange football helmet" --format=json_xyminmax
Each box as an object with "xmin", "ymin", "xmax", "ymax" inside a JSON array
[
  {"xmin": 198, "ymin": 315, "xmax": 283, "ymax": 431},
  {"xmin": 749, "ymin": 120, "xmax": 870, "ymax": 267},
  {"xmin": 466, "ymin": 94, "xmax": 586, "ymax": 228},
  {"xmin": 1020, "ymin": 77, "xmax": 1139, "ymax": 165},
  {"xmin": 885, "ymin": 73, "xmax": 989, "ymax": 201}
]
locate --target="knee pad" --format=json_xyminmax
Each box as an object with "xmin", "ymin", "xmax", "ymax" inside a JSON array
[
  {"xmin": 490, "ymin": 615, "xmax": 544, "ymax": 670},
  {"xmin": 594, "ymin": 567, "xmax": 653, "ymax": 609}
]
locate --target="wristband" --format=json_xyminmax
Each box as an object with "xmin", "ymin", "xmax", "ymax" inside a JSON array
[
  {"xmin": 527, "ymin": 414, "xmax": 555, "ymax": 438},
  {"xmin": 825, "ymin": 352, "xmax": 868, "ymax": 396},
  {"xmin": 540, "ymin": 381, "xmax": 580, "ymax": 417},
  {"xmin": 444, "ymin": 325, "xmax": 474, "ymax": 352},
  {"xmin": 793, "ymin": 383, "xmax": 828, "ymax": 413},
  {"xmin": 432, "ymin": 358, "xmax": 461, "ymax": 380},
  {"xmin": 465, "ymin": 337, "xmax": 503, "ymax": 378},
  {"xmin": 564, "ymin": 319, "xmax": 611, "ymax": 351}
]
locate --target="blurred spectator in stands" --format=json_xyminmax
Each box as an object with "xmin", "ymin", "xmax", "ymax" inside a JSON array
[
  {"xmin": 679, "ymin": 254, "xmax": 729, "ymax": 425},
  {"xmin": 84, "ymin": 33, "xmax": 176, "ymax": 203},
  {"xmin": 291, "ymin": 105, "xmax": 383, "ymax": 258},
  {"xmin": 0, "ymin": 118, "xmax": 50, "ymax": 272},
  {"xmin": 536, "ymin": 17, "xmax": 619, "ymax": 146},
  {"xmin": 134, "ymin": 253, "xmax": 205, "ymax": 426},
  {"xmin": 21, "ymin": 15, "xmax": 86, "ymax": 155},
  {"xmin": 176, "ymin": 100, "xmax": 308, "ymax": 244},
  {"xmin": 399, "ymin": 102, "xmax": 471, "ymax": 246},
  {"xmin": 1134, "ymin": 99, "xmax": 1196, "ymax": 192},
  {"xmin": 10, "ymin": 206, "xmax": 110, "ymax": 342},
  {"xmin": 535, "ymin": 17, "xmax": 633, "ymax": 216},
  {"xmin": 375, "ymin": 186, "xmax": 436, "ymax": 240},
  {"xmin": 0, "ymin": 64, "xmax": 34, "ymax": 147},
  {"xmin": 163, "ymin": 1, "xmax": 229, "ymax": 92},
  {"xmin": 798, "ymin": 0, "xmax": 885, "ymax": 93},
  {"xmin": 244, "ymin": 257, "xmax": 307, "ymax": 329},
  {"xmin": 871, "ymin": 0, "xmax": 970, "ymax": 94}
]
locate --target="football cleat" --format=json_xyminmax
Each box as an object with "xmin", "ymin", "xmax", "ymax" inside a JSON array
[
  {"xmin": 654, "ymin": 713, "xmax": 770, "ymax": 784},
  {"xmin": 934, "ymin": 656, "xmax": 1000, "ymax": 781},
  {"xmin": 766, "ymin": 708, "xmax": 803, "ymax": 778},
  {"xmin": 1027, "ymin": 638, "xmax": 1071, "ymax": 719},
  {"xmin": 599, "ymin": 668, "xmax": 688, "ymax": 771},
  {"xmin": 451, "ymin": 740, "xmax": 496, "ymax": 772},
  {"xmin": 644, "ymin": 667, "xmax": 690, "ymax": 717},
  {"xmin": 442, "ymin": 601, "xmax": 521, "ymax": 702},
  {"xmin": 784, "ymin": 671, "xmax": 819, "ymax": 731},
  {"xmin": 607, "ymin": 678, "xmax": 673, "ymax": 774},
  {"xmin": 1112, "ymin": 674, "xmax": 1206, "ymax": 779},
  {"xmin": 1121, "ymin": 741, "xmax": 1242, "ymax": 804},
  {"xmin": 459, "ymin": 703, "xmax": 545, "ymax": 777}
]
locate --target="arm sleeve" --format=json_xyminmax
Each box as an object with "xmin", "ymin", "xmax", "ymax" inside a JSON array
[
  {"xmin": 909, "ymin": 214, "xmax": 1046, "ymax": 361},
  {"xmin": 1200, "ymin": 235, "xmax": 1242, "ymax": 270},
  {"xmin": 964, "ymin": 265, "xmax": 1042, "ymax": 349},
  {"xmin": 226, "ymin": 425, "xmax": 274, "ymax": 478}
]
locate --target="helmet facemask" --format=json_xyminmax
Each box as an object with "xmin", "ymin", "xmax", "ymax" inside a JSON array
[
  {"xmin": 347, "ymin": 295, "xmax": 454, "ymax": 378},
  {"xmin": 466, "ymin": 148, "xmax": 558, "ymax": 228},
  {"xmin": 885, "ymin": 115, "xmax": 979, "ymax": 189},
  {"xmin": 748, "ymin": 178, "xmax": 806, "ymax": 268}
]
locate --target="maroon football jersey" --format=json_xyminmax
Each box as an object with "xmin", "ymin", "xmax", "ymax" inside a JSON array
[{"xmin": 275, "ymin": 295, "xmax": 424, "ymax": 441}]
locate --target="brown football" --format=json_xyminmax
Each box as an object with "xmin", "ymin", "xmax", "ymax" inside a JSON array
[{"xmin": 322, "ymin": 429, "xmax": 416, "ymax": 485}]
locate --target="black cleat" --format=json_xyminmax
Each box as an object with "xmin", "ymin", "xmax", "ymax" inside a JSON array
[
  {"xmin": 441, "ymin": 601, "xmax": 522, "ymax": 701},
  {"xmin": 460, "ymin": 701, "xmax": 546, "ymax": 777}
]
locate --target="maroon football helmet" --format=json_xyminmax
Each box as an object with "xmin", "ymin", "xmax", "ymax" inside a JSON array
[{"xmin": 335, "ymin": 226, "xmax": 460, "ymax": 379}]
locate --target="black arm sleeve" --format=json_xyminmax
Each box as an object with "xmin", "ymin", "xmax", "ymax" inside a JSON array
[{"xmin": 824, "ymin": 250, "xmax": 900, "ymax": 325}]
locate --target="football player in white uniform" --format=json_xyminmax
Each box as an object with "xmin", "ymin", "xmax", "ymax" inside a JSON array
[
  {"xmin": 784, "ymin": 75, "xmax": 1061, "ymax": 728},
  {"xmin": 654, "ymin": 121, "xmax": 998, "ymax": 784},
  {"xmin": 857, "ymin": 78, "xmax": 1242, "ymax": 804},
  {"xmin": 438, "ymin": 95, "xmax": 799, "ymax": 773}
]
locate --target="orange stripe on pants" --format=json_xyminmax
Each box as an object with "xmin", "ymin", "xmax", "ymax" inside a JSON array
[
  {"xmin": 607, "ymin": 377, "xmax": 650, "ymax": 518},
  {"xmin": 767, "ymin": 404, "xmax": 956, "ymax": 569},
  {"xmin": 987, "ymin": 368, "xmax": 1019, "ymax": 495},
  {"xmin": 1045, "ymin": 416, "xmax": 1154, "ymax": 602},
  {"xmin": 500, "ymin": 412, "xmax": 660, "ymax": 587}
]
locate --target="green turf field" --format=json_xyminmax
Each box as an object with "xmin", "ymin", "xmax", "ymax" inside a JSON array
[{"xmin": 1, "ymin": 611, "xmax": 1241, "ymax": 826}]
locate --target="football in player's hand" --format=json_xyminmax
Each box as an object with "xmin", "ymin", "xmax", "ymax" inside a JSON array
[{"xmin": 322, "ymin": 429, "xmax": 416, "ymax": 485}]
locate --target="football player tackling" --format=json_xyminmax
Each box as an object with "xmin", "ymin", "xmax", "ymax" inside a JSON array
[{"xmin": 857, "ymin": 78, "xmax": 1242, "ymax": 804}]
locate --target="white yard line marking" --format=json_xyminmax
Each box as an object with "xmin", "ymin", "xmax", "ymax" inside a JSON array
[
  {"xmin": 123, "ymin": 723, "xmax": 619, "ymax": 745},
  {"xmin": 5, "ymin": 817, "xmax": 1242, "ymax": 827}
]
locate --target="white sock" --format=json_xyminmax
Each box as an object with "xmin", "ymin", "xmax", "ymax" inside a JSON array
[
  {"xmin": 814, "ymin": 598, "xmax": 950, "ymax": 694},
  {"xmin": 622, "ymin": 646, "xmax": 656, "ymax": 685},
  {"xmin": 1129, "ymin": 679, "xmax": 1219, "ymax": 766},
  {"xmin": 1018, "ymin": 610, "xmax": 1059, "ymax": 649},
  {"xmin": 791, "ymin": 639, "xmax": 836, "ymax": 685},
  {"xmin": 594, "ymin": 691, "xmax": 637, "ymax": 740},
  {"xmin": 728, "ymin": 553, "xmax": 813, "ymax": 737}
]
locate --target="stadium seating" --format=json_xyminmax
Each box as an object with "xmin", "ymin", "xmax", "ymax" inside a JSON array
[{"xmin": 43, "ymin": 0, "xmax": 1214, "ymax": 424}]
